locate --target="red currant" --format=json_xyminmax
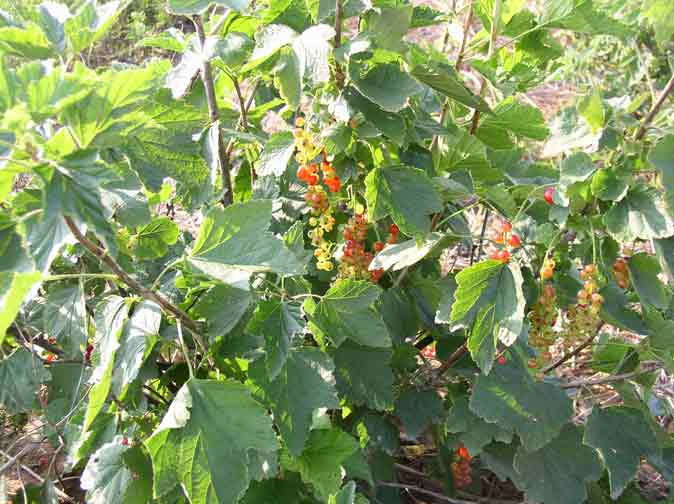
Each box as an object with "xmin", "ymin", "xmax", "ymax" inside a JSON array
[{"xmin": 544, "ymin": 187, "xmax": 555, "ymax": 205}]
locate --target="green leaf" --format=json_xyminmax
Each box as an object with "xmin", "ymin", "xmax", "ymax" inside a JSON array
[
  {"xmin": 584, "ymin": 407, "xmax": 658, "ymax": 499},
  {"xmin": 469, "ymin": 357, "xmax": 573, "ymax": 451},
  {"xmin": 111, "ymin": 300, "xmax": 161, "ymax": 397},
  {"xmin": 62, "ymin": 61, "xmax": 169, "ymax": 148},
  {"xmin": 40, "ymin": 152, "xmax": 118, "ymax": 256},
  {"xmin": 250, "ymin": 348, "xmax": 339, "ymax": 456},
  {"xmin": 131, "ymin": 217, "xmax": 179, "ymax": 260},
  {"xmin": 643, "ymin": 0, "xmax": 674, "ymax": 45},
  {"xmin": 242, "ymin": 474, "xmax": 311, "ymax": 504},
  {"xmin": 590, "ymin": 168, "xmax": 629, "ymax": 201},
  {"xmin": 282, "ymin": 428, "xmax": 358, "ymax": 498},
  {"xmin": 653, "ymin": 237, "xmax": 674, "ymax": 280},
  {"xmin": 369, "ymin": 233, "xmax": 451, "ymax": 272},
  {"xmin": 291, "ymin": 25, "xmax": 335, "ymax": 84},
  {"xmin": 215, "ymin": 32, "xmax": 254, "ymax": 68},
  {"xmin": 246, "ymin": 24, "xmax": 297, "ymax": 70},
  {"xmin": 445, "ymin": 396, "xmax": 512, "ymax": 455},
  {"xmin": 190, "ymin": 283, "xmax": 252, "ymax": 341},
  {"xmin": 43, "ymin": 283, "xmax": 88, "ymax": 357},
  {"xmin": 0, "ymin": 23, "xmax": 54, "ymax": 59},
  {"xmin": 137, "ymin": 28, "xmax": 187, "ymax": 52},
  {"xmin": 84, "ymin": 296, "xmax": 129, "ymax": 431},
  {"xmin": 476, "ymin": 97, "xmax": 549, "ymax": 147},
  {"xmin": 599, "ymin": 285, "xmax": 648, "ymax": 335},
  {"xmin": 257, "ymin": 131, "xmax": 295, "ymax": 177},
  {"xmin": 167, "ymin": 0, "xmax": 250, "ymax": 14},
  {"xmin": 189, "ymin": 199, "xmax": 306, "ymax": 282},
  {"xmin": 578, "ymin": 88, "xmax": 604, "ymax": 133},
  {"xmin": 247, "ymin": 299, "xmax": 303, "ymax": 380},
  {"xmin": 0, "ymin": 348, "xmax": 50, "ymax": 414},
  {"xmin": 122, "ymin": 96, "xmax": 211, "ymax": 208},
  {"xmin": 309, "ymin": 279, "xmax": 391, "ymax": 348},
  {"xmin": 514, "ymin": 424, "xmax": 602, "ymax": 504},
  {"xmin": 333, "ymin": 341, "xmax": 394, "ymax": 411},
  {"xmin": 627, "ymin": 253, "xmax": 668, "ymax": 309},
  {"xmin": 410, "ymin": 65, "xmax": 491, "ymax": 113},
  {"xmin": 352, "ymin": 63, "xmax": 421, "ymax": 113},
  {"xmin": 559, "ymin": 151, "xmax": 595, "ymax": 189},
  {"xmin": 394, "ymin": 389, "xmax": 443, "ymax": 439},
  {"xmin": 275, "ymin": 49, "xmax": 302, "ymax": 109},
  {"xmin": 65, "ymin": 0, "xmax": 127, "ymax": 55},
  {"xmin": 365, "ymin": 6, "xmax": 412, "ymax": 52},
  {"xmin": 0, "ymin": 272, "xmax": 41, "ymax": 346},
  {"xmin": 329, "ymin": 481, "xmax": 357, "ymax": 504},
  {"xmin": 449, "ymin": 260, "xmax": 526, "ymax": 374},
  {"xmin": 81, "ymin": 438, "xmax": 136, "ymax": 504},
  {"xmin": 543, "ymin": 0, "xmax": 630, "ymax": 35},
  {"xmin": 365, "ymin": 165, "xmax": 442, "ymax": 238},
  {"xmin": 604, "ymin": 186, "xmax": 674, "ymax": 242},
  {"xmin": 648, "ymin": 134, "xmax": 674, "ymax": 209},
  {"xmin": 146, "ymin": 379, "xmax": 279, "ymax": 504},
  {"xmin": 345, "ymin": 88, "xmax": 406, "ymax": 145}
]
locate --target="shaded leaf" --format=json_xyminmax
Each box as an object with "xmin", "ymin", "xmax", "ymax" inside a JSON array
[
  {"xmin": 584, "ymin": 407, "xmax": 658, "ymax": 499},
  {"xmin": 146, "ymin": 379, "xmax": 279, "ymax": 504},
  {"xmin": 250, "ymin": 348, "xmax": 339, "ymax": 455},
  {"xmin": 0, "ymin": 348, "xmax": 49, "ymax": 414}
]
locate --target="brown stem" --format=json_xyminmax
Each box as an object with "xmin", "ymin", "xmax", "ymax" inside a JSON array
[
  {"xmin": 232, "ymin": 78, "xmax": 248, "ymax": 130},
  {"xmin": 436, "ymin": 342, "xmax": 468, "ymax": 376},
  {"xmin": 430, "ymin": 2, "xmax": 474, "ymax": 152},
  {"xmin": 634, "ymin": 72, "xmax": 674, "ymax": 140},
  {"xmin": 377, "ymin": 481, "xmax": 474, "ymax": 504},
  {"xmin": 542, "ymin": 325, "xmax": 602, "ymax": 373},
  {"xmin": 193, "ymin": 16, "xmax": 233, "ymax": 206},
  {"xmin": 560, "ymin": 363, "xmax": 661, "ymax": 390},
  {"xmin": 333, "ymin": 0, "xmax": 344, "ymax": 88},
  {"xmin": 64, "ymin": 217, "xmax": 200, "ymax": 335}
]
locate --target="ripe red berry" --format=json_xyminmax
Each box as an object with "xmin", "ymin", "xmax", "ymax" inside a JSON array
[
  {"xmin": 497, "ymin": 250, "xmax": 510, "ymax": 263},
  {"xmin": 544, "ymin": 187, "xmax": 555, "ymax": 205},
  {"xmin": 497, "ymin": 355, "xmax": 507, "ymax": 365},
  {"xmin": 508, "ymin": 234, "xmax": 521, "ymax": 248},
  {"xmin": 389, "ymin": 224, "xmax": 399, "ymax": 235},
  {"xmin": 494, "ymin": 232, "xmax": 504, "ymax": 244},
  {"xmin": 501, "ymin": 222, "xmax": 512, "ymax": 233},
  {"xmin": 457, "ymin": 446, "xmax": 470, "ymax": 460},
  {"xmin": 297, "ymin": 166, "xmax": 308, "ymax": 181},
  {"xmin": 374, "ymin": 241, "xmax": 385, "ymax": 252},
  {"xmin": 122, "ymin": 437, "xmax": 129, "ymax": 446}
]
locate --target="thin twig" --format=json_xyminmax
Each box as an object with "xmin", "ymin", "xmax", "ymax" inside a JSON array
[
  {"xmin": 192, "ymin": 16, "xmax": 234, "ymax": 205},
  {"xmin": 176, "ymin": 320, "xmax": 195, "ymax": 379},
  {"xmin": 436, "ymin": 342, "xmax": 468, "ymax": 376},
  {"xmin": 64, "ymin": 217, "xmax": 200, "ymax": 336},
  {"xmin": 634, "ymin": 72, "xmax": 674, "ymax": 140},
  {"xmin": 232, "ymin": 77, "xmax": 248, "ymax": 130},
  {"xmin": 542, "ymin": 327, "xmax": 601, "ymax": 373},
  {"xmin": 334, "ymin": 0, "xmax": 344, "ymax": 87},
  {"xmin": 0, "ymin": 449, "xmax": 74, "ymax": 502},
  {"xmin": 430, "ymin": 1, "xmax": 474, "ymax": 152},
  {"xmin": 471, "ymin": 207, "xmax": 490, "ymax": 265},
  {"xmin": 560, "ymin": 363, "xmax": 662, "ymax": 389},
  {"xmin": 377, "ymin": 481, "xmax": 475, "ymax": 504},
  {"xmin": 0, "ymin": 447, "xmax": 28, "ymax": 476}
]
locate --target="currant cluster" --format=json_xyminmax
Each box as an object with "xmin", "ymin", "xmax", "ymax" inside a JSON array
[
  {"xmin": 451, "ymin": 444, "xmax": 472, "ymax": 488},
  {"xmin": 84, "ymin": 343, "xmax": 94, "ymax": 363},
  {"xmin": 528, "ymin": 283, "xmax": 558, "ymax": 352},
  {"xmin": 613, "ymin": 259, "xmax": 630, "ymax": 289},
  {"xmin": 420, "ymin": 345, "xmax": 436, "ymax": 359},
  {"xmin": 540, "ymin": 258, "xmax": 556, "ymax": 280},
  {"xmin": 489, "ymin": 221, "xmax": 520, "ymax": 263},
  {"xmin": 294, "ymin": 117, "xmax": 342, "ymax": 272},
  {"xmin": 562, "ymin": 264, "xmax": 604, "ymax": 343},
  {"xmin": 340, "ymin": 214, "xmax": 375, "ymax": 280}
]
